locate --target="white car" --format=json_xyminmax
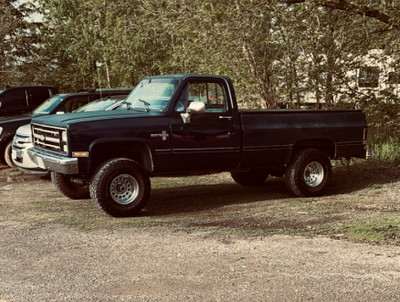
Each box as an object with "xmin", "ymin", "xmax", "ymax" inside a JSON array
[{"xmin": 11, "ymin": 124, "xmax": 45, "ymax": 174}]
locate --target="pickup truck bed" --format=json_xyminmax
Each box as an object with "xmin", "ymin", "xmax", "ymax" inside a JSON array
[{"xmin": 239, "ymin": 109, "xmax": 366, "ymax": 169}]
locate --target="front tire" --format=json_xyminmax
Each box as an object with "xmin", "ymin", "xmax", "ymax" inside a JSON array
[
  {"xmin": 51, "ymin": 172, "xmax": 90, "ymax": 199},
  {"xmin": 285, "ymin": 149, "xmax": 332, "ymax": 197},
  {"xmin": 89, "ymin": 158, "xmax": 150, "ymax": 217}
]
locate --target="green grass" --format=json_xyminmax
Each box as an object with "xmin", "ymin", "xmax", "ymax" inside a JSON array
[
  {"xmin": 346, "ymin": 219, "xmax": 400, "ymax": 245},
  {"xmin": 370, "ymin": 137, "xmax": 400, "ymax": 164},
  {"xmin": 368, "ymin": 130, "xmax": 400, "ymax": 164}
]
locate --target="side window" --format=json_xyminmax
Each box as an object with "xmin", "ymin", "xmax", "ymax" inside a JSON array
[
  {"xmin": 388, "ymin": 72, "xmax": 400, "ymax": 85},
  {"xmin": 28, "ymin": 87, "xmax": 51, "ymax": 107},
  {"xmin": 0, "ymin": 89, "xmax": 27, "ymax": 108},
  {"xmin": 358, "ymin": 67, "xmax": 379, "ymax": 88},
  {"xmin": 57, "ymin": 96, "xmax": 90, "ymax": 113},
  {"xmin": 174, "ymin": 86, "xmax": 188, "ymax": 112},
  {"xmin": 175, "ymin": 81, "xmax": 228, "ymax": 113}
]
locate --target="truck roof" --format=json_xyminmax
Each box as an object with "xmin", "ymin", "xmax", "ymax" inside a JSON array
[{"xmin": 145, "ymin": 74, "xmax": 231, "ymax": 81}]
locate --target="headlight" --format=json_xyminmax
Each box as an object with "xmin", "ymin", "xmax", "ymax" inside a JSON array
[
  {"xmin": 0, "ymin": 127, "xmax": 3, "ymax": 135},
  {"xmin": 61, "ymin": 130, "xmax": 68, "ymax": 153},
  {"xmin": 61, "ymin": 130, "xmax": 67, "ymax": 142}
]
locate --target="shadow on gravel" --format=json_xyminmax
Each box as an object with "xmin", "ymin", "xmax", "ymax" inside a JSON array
[
  {"xmin": 145, "ymin": 178, "xmax": 290, "ymax": 216},
  {"xmin": 2, "ymin": 161, "xmax": 400, "ymax": 219},
  {"xmin": 146, "ymin": 163, "xmax": 400, "ymax": 217}
]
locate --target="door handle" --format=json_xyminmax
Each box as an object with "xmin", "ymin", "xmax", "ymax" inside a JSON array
[{"xmin": 219, "ymin": 116, "xmax": 233, "ymax": 120}]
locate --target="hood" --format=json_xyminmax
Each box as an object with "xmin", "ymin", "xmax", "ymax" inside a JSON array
[{"xmin": 31, "ymin": 110, "xmax": 164, "ymax": 128}]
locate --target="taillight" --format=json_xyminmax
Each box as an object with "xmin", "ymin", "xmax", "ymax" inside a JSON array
[{"xmin": 363, "ymin": 128, "xmax": 368, "ymax": 141}]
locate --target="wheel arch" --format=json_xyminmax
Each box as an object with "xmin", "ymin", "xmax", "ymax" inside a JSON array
[
  {"xmin": 89, "ymin": 139, "xmax": 154, "ymax": 174},
  {"xmin": 0, "ymin": 134, "xmax": 14, "ymax": 160},
  {"xmin": 291, "ymin": 139, "xmax": 336, "ymax": 160}
]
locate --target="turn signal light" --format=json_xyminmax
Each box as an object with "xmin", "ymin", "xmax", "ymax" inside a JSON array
[{"xmin": 72, "ymin": 152, "xmax": 89, "ymax": 158}]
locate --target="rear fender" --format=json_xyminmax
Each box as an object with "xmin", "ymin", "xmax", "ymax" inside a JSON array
[{"xmin": 290, "ymin": 139, "xmax": 336, "ymax": 161}]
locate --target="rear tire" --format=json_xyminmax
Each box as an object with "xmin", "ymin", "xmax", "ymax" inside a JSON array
[
  {"xmin": 89, "ymin": 158, "xmax": 150, "ymax": 217},
  {"xmin": 285, "ymin": 149, "xmax": 332, "ymax": 197},
  {"xmin": 231, "ymin": 169, "xmax": 269, "ymax": 186},
  {"xmin": 51, "ymin": 172, "xmax": 90, "ymax": 199}
]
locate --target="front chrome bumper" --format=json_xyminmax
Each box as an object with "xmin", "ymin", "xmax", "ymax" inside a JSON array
[
  {"xmin": 12, "ymin": 145, "xmax": 48, "ymax": 174},
  {"xmin": 29, "ymin": 148, "xmax": 79, "ymax": 174}
]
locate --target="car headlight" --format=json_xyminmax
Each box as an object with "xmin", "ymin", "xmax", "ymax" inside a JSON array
[
  {"xmin": 60, "ymin": 130, "xmax": 68, "ymax": 153},
  {"xmin": 61, "ymin": 130, "xmax": 67, "ymax": 142}
]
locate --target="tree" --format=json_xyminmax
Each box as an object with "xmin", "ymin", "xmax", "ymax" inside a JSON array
[
  {"xmin": 17, "ymin": 0, "xmax": 400, "ymax": 113},
  {"xmin": 0, "ymin": 0, "xmax": 38, "ymax": 86},
  {"xmin": 154, "ymin": 0, "xmax": 286, "ymax": 108},
  {"xmin": 284, "ymin": 0, "xmax": 400, "ymax": 29}
]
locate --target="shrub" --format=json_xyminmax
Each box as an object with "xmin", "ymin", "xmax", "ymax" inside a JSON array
[{"xmin": 368, "ymin": 130, "xmax": 400, "ymax": 165}]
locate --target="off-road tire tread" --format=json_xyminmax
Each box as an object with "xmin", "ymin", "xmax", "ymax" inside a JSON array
[
  {"xmin": 51, "ymin": 172, "xmax": 90, "ymax": 199},
  {"xmin": 89, "ymin": 158, "xmax": 150, "ymax": 217},
  {"xmin": 285, "ymin": 149, "xmax": 332, "ymax": 197}
]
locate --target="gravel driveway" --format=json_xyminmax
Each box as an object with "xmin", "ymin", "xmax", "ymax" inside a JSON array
[
  {"xmin": 1, "ymin": 222, "xmax": 400, "ymax": 301},
  {"xmin": 1, "ymin": 165, "xmax": 400, "ymax": 301}
]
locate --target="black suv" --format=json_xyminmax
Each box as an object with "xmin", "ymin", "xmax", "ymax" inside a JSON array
[
  {"xmin": 0, "ymin": 85, "xmax": 59, "ymax": 116},
  {"xmin": 0, "ymin": 88, "xmax": 132, "ymax": 167}
]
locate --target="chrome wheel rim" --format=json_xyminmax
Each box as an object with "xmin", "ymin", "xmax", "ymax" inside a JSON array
[
  {"xmin": 110, "ymin": 174, "xmax": 139, "ymax": 205},
  {"xmin": 303, "ymin": 161, "xmax": 324, "ymax": 187}
]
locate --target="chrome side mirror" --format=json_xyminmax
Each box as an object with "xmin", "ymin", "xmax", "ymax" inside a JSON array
[{"xmin": 181, "ymin": 101, "xmax": 205, "ymax": 124}]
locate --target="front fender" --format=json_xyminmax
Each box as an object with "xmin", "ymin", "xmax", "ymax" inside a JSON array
[{"xmin": 87, "ymin": 138, "xmax": 155, "ymax": 174}]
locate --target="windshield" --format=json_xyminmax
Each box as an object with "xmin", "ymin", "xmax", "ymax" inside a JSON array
[
  {"xmin": 124, "ymin": 77, "xmax": 179, "ymax": 111},
  {"xmin": 74, "ymin": 95, "xmax": 127, "ymax": 112},
  {"xmin": 32, "ymin": 95, "xmax": 64, "ymax": 115}
]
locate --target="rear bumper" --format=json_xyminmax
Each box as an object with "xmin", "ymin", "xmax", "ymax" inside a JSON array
[{"xmin": 29, "ymin": 148, "xmax": 79, "ymax": 175}]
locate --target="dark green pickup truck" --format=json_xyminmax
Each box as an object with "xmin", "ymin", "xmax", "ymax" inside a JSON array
[{"xmin": 30, "ymin": 74, "xmax": 368, "ymax": 217}]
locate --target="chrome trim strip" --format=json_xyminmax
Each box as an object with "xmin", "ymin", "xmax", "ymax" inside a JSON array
[
  {"xmin": 31, "ymin": 123, "xmax": 67, "ymax": 131},
  {"xmin": 243, "ymin": 144, "xmax": 293, "ymax": 151},
  {"xmin": 173, "ymin": 147, "xmax": 236, "ymax": 152}
]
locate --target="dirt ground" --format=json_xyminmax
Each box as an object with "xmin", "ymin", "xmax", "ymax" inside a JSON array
[{"xmin": 1, "ymin": 164, "xmax": 400, "ymax": 301}]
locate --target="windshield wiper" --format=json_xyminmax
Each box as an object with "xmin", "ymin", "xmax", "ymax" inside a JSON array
[
  {"xmin": 139, "ymin": 99, "xmax": 150, "ymax": 112},
  {"xmin": 107, "ymin": 99, "xmax": 132, "ymax": 111}
]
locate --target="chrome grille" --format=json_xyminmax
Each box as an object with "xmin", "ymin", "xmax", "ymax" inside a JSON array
[{"xmin": 32, "ymin": 124, "xmax": 68, "ymax": 154}]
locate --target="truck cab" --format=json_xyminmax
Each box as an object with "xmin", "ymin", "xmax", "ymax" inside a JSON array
[{"xmin": 0, "ymin": 86, "xmax": 58, "ymax": 116}]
